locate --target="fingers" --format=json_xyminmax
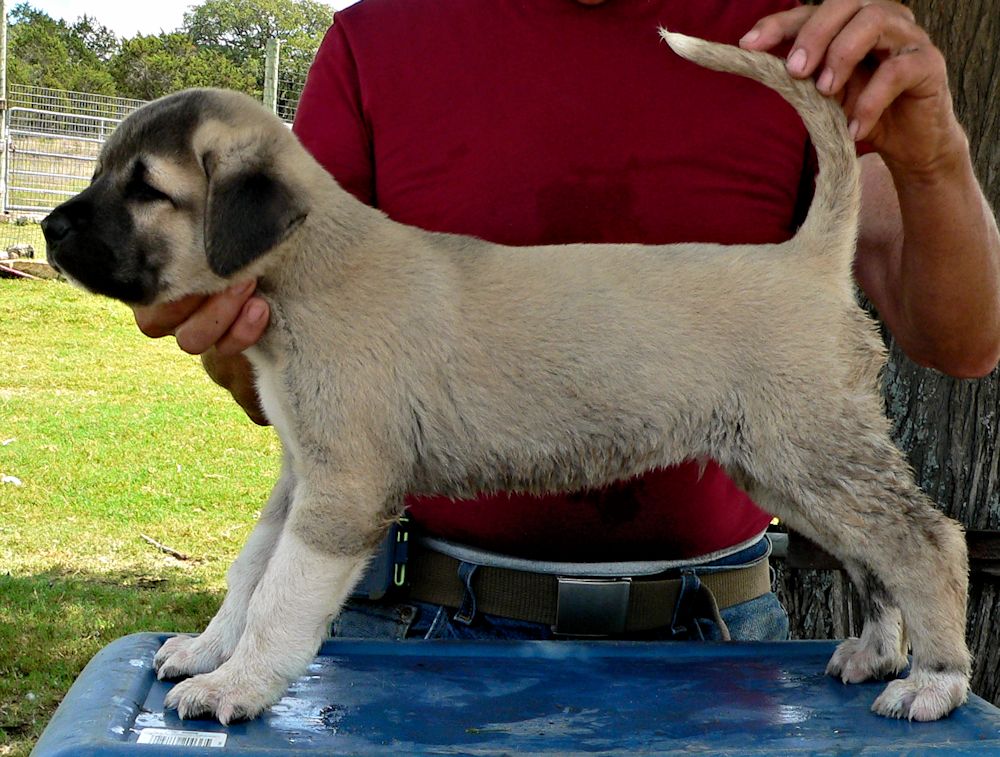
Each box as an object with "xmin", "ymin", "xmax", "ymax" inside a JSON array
[
  {"xmin": 214, "ymin": 296, "xmax": 270, "ymax": 357},
  {"xmin": 741, "ymin": 1, "xmax": 923, "ymax": 83},
  {"xmin": 740, "ymin": 5, "xmax": 813, "ymax": 52},
  {"xmin": 787, "ymin": 1, "xmax": 917, "ymax": 80},
  {"xmin": 173, "ymin": 282, "xmax": 264, "ymax": 355},
  {"xmin": 849, "ymin": 46, "xmax": 944, "ymax": 142},
  {"xmin": 133, "ymin": 282, "xmax": 269, "ymax": 425},
  {"xmin": 134, "ymin": 294, "xmax": 207, "ymax": 339},
  {"xmin": 741, "ymin": 0, "xmax": 953, "ymax": 156},
  {"xmin": 132, "ymin": 279, "xmax": 268, "ymax": 356},
  {"xmin": 814, "ymin": 9, "xmax": 921, "ymax": 95}
]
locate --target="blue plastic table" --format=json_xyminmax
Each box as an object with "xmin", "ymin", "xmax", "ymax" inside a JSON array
[{"xmin": 32, "ymin": 634, "xmax": 1000, "ymax": 755}]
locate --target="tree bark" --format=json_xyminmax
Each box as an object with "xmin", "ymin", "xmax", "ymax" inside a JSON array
[{"xmin": 776, "ymin": 0, "xmax": 1000, "ymax": 703}]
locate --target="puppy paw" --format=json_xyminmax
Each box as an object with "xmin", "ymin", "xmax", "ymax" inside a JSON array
[
  {"xmin": 871, "ymin": 670, "xmax": 969, "ymax": 721},
  {"xmin": 826, "ymin": 637, "xmax": 908, "ymax": 684},
  {"xmin": 155, "ymin": 634, "xmax": 229, "ymax": 680},
  {"xmin": 163, "ymin": 667, "xmax": 286, "ymax": 724}
]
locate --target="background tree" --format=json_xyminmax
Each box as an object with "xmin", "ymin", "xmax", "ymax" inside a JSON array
[
  {"xmin": 108, "ymin": 33, "xmax": 256, "ymax": 101},
  {"xmin": 7, "ymin": 3, "xmax": 116, "ymax": 94},
  {"xmin": 778, "ymin": 0, "xmax": 1000, "ymax": 705},
  {"xmin": 72, "ymin": 14, "xmax": 120, "ymax": 63},
  {"xmin": 7, "ymin": 0, "xmax": 332, "ymax": 103},
  {"xmin": 183, "ymin": 0, "xmax": 333, "ymax": 91}
]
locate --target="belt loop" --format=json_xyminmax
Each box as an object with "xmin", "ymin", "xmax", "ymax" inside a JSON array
[
  {"xmin": 452, "ymin": 561, "xmax": 479, "ymax": 625},
  {"xmin": 672, "ymin": 569, "xmax": 733, "ymax": 641},
  {"xmin": 671, "ymin": 570, "xmax": 703, "ymax": 639}
]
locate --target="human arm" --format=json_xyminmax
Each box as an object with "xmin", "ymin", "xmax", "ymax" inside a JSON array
[
  {"xmin": 131, "ymin": 282, "xmax": 271, "ymax": 425},
  {"xmin": 855, "ymin": 152, "xmax": 1000, "ymax": 377},
  {"xmin": 742, "ymin": 0, "xmax": 1000, "ymax": 378}
]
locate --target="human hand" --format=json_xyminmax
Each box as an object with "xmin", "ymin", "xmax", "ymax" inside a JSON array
[
  {"xmin": 132, "ymin": 280, "xmax": 271, "ymax": 424},
  {"xmin": 740, "ymin": 0, "xmax": 967, "ymax": 177},
  {"xmin": 133, "ymin": 279, "xmax": 268, "ymax": 356}
]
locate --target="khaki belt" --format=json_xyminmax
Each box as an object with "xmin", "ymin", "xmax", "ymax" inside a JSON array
[{"xmin": 405, "ymin": 546, "xmax": 772, "ymax": 638}]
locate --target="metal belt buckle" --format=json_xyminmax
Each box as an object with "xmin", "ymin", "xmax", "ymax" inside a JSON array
[{"xmin": 554, "ymin": 577, "xmax": 632, "ymax": 637}]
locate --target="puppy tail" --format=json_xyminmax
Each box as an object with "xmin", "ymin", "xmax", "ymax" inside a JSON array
[{"xmin": 659, "ymin": 28, "xmax": 859, "ymax": 275}]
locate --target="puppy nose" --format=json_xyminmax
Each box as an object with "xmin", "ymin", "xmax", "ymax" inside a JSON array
[{"xmin": 41, "ymin": 210, "xmax": 73, "ymax": 243}]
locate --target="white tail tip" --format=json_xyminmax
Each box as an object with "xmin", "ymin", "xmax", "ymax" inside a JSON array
[{"xmin": 658, "ymin": 27, "xmax": 698, "ymax": 57}]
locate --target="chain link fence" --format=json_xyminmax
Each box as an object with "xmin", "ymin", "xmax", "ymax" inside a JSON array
[{"xmin": 277, "ymin": 69, "xmax": 308, "ymax": 123}]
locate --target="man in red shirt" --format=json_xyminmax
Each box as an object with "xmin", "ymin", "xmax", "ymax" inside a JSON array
[{"xmin": 135, "ymin": 0, "xmax": 1000, "ymax": 640}]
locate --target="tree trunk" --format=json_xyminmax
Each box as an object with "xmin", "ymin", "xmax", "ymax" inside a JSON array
[{"xmin": 776, "ymin": 0, "xmax": 1000, "ymax": 703}]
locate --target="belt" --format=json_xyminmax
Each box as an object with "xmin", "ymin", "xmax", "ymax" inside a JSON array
[{"xmin": 405, "ymin": 546, "xmax": 772, "ymax": 638}]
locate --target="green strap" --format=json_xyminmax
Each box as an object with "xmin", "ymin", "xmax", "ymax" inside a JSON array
[{"xmin": 406, "ymin": 548, "xmax": 770, "ymax": 633}]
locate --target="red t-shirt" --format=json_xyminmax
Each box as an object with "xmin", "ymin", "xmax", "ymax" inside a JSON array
[{"xmin": 294, "ymin": 0, "xmax": 809, "ymax": 561}]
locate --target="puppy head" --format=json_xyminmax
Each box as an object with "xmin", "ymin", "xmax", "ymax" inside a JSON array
[{"xmin": 42, "ymin": 88, "xmax": 310, "ymax": 305}]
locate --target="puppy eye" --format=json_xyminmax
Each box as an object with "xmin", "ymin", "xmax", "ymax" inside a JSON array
[
  {"xmin": 129, "ymin": 179, "xmax": 172, "ymax": 204},
  {"xmin": 126, "ymin": 163, "xmax": 173, "ymax": 205}
]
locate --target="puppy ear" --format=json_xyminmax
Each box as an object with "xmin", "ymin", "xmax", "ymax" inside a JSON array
[{"xmin": 204, "ymin": 154, "xmax": 308, "ymax": 277}]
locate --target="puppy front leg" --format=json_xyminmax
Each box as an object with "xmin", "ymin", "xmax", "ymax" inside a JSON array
[
  {"xmin": 163, "ymin": 476, "xmax": 385, "ymax": 724},
  {"xmin": 155, "ymin": 456, "xmax": 295, "ymax": 680}
]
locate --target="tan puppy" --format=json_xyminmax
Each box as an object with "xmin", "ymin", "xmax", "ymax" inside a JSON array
[{"xmin": 41, "ymin": 31, "xmax": 970, "ymax": 723}]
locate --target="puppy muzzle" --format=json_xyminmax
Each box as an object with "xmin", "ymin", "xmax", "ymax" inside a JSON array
[{"xmin": 42, "ymin": 195, "xmax": 159, "ymax": 304}]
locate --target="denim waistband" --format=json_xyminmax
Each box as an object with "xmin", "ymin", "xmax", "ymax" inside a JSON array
[{"xmin": 415, "ymin": 529, "xmax": 771, "ymax": 578}]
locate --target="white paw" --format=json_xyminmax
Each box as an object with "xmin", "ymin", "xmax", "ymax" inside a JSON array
[
  {"xmin": 871, "ymin": 670, "xmax": 969, "ymax": 721},
  {"xmin": 163, "ymin": 666, "xmax": 286, "ymax": 724},
  {"xmin": 826, "ymin": 637, "xmax": 908, "ymax": 684},
  {"xmin": 155, "ymin": 634, "xmax": 229, "ymax": 680}
]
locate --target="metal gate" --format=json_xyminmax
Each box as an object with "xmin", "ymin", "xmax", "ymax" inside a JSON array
[{"xmin": 2, "ymin": 107, "xmax": 121, "ymax": 216}]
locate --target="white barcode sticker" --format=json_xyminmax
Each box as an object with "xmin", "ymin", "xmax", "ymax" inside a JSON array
[{"xmin": 136, "ymin": 727, "xmax": 227, "ymax": 748}]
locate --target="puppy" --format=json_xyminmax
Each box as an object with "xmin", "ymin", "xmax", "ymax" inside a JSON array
[{"xmin": 42, "ymin": 31, "xmax": 970, "ymax": 723}]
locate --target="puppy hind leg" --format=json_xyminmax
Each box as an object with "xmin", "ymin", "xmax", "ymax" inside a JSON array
[
  {"xmin": 156, "ymin": 458, "xmax": 296, "ymax": 680},
  {"xmin": 825, "ymin": 565, "xmax": 908, "ymax": 683},
  {"xmin": 738, "ymin": 475, "xmax": 906, "ymax": 678},
  {"xmin": 867, "ymin": 504, "xmax": 970, "ymax": 721},
  {"xmin": 749, "ymin": 428, "xmax": 969, "ymax": 721}
]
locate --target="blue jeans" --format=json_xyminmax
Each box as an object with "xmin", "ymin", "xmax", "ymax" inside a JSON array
[{"xmin": 333, "ymin": 536, "xmax": 789, "ymax": 642}]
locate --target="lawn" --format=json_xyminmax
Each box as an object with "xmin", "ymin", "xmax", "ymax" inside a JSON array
[{"xmin": 0, "ymin": 279, "xmax": 282, "ymax": 755}]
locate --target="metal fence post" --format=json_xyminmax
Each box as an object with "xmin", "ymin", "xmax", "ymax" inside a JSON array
[
  {"xmin": 263, "ymin": 38, "xmax": 281, "ymax": 114},
  {"xmin": 0, "ymin": 0, "xmax": 9, "ymax": 216}
]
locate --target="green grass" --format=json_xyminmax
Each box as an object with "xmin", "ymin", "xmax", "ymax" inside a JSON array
[{"xmin": 0, "ymin": 279, "xmax": 282, "ymax": 755}]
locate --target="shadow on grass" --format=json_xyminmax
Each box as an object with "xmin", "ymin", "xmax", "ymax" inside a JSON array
[{"xmin": 0, "ymin": 569, "xmax": 225, "ymax": 756}]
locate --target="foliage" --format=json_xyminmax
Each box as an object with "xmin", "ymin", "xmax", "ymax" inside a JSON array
[
  {"xmin": 109, "ymin": 33, "xmax": 257, "ymax": 100},
  {"xmin": 185, "ymin": 0, "xmax": 333, "ymax": 82},
  {"xmin": 7, "ymin": 3, "xmax": 117, "ymax": 94},
  {"xmin": 71, "ymin": 14, "xmax": 121, "ymax": 62},
  {"xmin": 7, "ymin": 0, "xmax": 334, "ymax": 101}
]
